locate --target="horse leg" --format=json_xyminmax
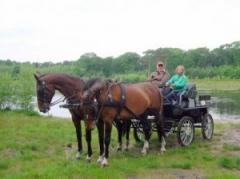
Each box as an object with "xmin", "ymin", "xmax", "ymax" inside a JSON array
[
  {"xmin": 141, "ymin": 118, "xmax": 151, "ymax": 155},
  {"xmin": 85, "ymin": 128, "xmax": 92, "ymax": 162},
  {"xmin": 101, "ymin": 121, "xmax": 112, "ymax": 167},
  {"xmin": 155, "ymin": 111, "xmax": 166, "ymax": 153},
  {"xmin": 124, "ymin": 120, "xmax": 131, "ymax": 151},
  {"xmin": 116, "ymin": 120, "xmax": 123, "ymax": 151},
  {"xmin": 96, "ymin": 119, "xmax": 104, "ymax": 164},
  {"xmin": 72, "ymin": 117, "xmax": 82, "ymax": 160}
]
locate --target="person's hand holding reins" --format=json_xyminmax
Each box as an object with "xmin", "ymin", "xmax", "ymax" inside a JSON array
[{"xmin": 165, "ymin": 83, "xmax": 175, "ymax": 89}]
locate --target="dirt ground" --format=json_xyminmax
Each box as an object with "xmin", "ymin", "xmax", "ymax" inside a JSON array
[
  {"xmin": 127, "ymin": 169, "xmax": 204, "ymax": 179},
  {"xmin": 221, "ymin": 127, "xmax": 240, "ymax": 145}
]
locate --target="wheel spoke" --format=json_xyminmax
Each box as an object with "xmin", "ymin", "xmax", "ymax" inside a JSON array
[
  {"xmin": 181, "ymin": 120, "xmax": 193, "ymax": 145},
  {"xmin": 202, "ymin": 114, "xmax": 214, "ymax": 140},
  {"xmin": 178, "ymin": 117, "xmax": 194, "ymax": 146}
]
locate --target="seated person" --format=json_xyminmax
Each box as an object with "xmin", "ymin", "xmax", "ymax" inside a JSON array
[
  {"xmin": 164, "ymin": 65, "xmax": 188, "ymax": 104},
  {"xmin": 149, "ymin": 61, "xmax": 170, "ymax": 88}
]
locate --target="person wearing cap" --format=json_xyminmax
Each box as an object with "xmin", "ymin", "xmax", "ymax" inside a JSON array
[{"xmin": 149, "ymin": 61, "xmax": 170, "ymax": 87}]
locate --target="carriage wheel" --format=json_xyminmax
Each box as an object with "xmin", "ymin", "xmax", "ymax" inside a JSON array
[
  {"xmin": 177, "ymin": 116, "xmax": 195, "ymax": 146},
  {"xmin": 202, "ymin": 114, "xmax": 214, "ymax": 140},
  {"xmin": 133, "ymin": 128, "xmax": 144, "ymax": 143}
]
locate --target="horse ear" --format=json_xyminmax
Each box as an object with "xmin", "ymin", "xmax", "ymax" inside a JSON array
[{"xmin": 34, "ymin": 73, "xmax": 41, "ymax": 83}]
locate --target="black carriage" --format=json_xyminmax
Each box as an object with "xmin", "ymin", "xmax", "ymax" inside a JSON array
[{"xmin": 132, "ymin": 84, "xmax": 214, "ymax": 146}]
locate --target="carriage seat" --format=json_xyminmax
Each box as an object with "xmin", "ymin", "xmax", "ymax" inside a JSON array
[{"xmin": 178, "ymin": 84, "xmax": 197, "ymax": 108}]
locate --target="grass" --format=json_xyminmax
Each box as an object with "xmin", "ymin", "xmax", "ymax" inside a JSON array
[
  {"xmin": 219, "ymin": 157, "xmax": 240, "ymax": 170},
  {"xmin": 0, "ymin": 111, "xmax": 240, "ymax": 179},
  {"xmin": 170, "ymin": 161, "xmax": 192, "ymax": 169},
  {"xmin": 191, "ymin": 79, "xmax": 240, "ymax": 91},
  {"xmin": 223, "ymin": 144, "xmax": 240, "ymax": 151}
]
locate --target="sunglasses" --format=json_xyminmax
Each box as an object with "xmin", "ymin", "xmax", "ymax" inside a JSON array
[{"xmin": 158, "ymin": 64, "xmax": 163, "ymax": 67}]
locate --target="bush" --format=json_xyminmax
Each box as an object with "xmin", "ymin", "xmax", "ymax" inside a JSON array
[{"xmin": 0, "ymin": 65, "xmax": 35, "ymax": 111}]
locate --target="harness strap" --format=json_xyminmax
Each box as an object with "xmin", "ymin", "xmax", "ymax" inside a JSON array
[
  {"xmin": 97, "ymin": 83, "xmax": 138, "ymax": 122},
  {"xmin": 115, "ymin": 84, "xmax": 126, "ymax": 120}
]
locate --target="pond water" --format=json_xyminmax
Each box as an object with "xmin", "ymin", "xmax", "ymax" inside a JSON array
[
  {"xmin": 34, "ymin": 95, "xmax": 71, "ymax": 118},
  {"xmin": 37, "ymin": 91, "xmax": 240, "ymax": 121},
  {"xmin": 206, "ymin": 91, "xmax": 240, "ymax": 120}
]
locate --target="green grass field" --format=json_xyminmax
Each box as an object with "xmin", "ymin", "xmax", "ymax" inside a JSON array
[
  {"xmin": 191, "ymin": 79, "xmax": 240, "ymax": 91},
  {"xmin": 0, "ymin": 111, "xmax": 240, "ymax": 179}
]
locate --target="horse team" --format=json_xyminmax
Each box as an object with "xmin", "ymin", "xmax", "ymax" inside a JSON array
[{"xmin": 34, "ymin": 73, "xmax": 166, "ymax": 167}]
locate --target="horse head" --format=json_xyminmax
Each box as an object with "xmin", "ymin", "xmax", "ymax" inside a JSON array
[
  {"xmin": 82, "ymin": 78, "xmax": 106, "ymax": 104},
  {"xmin": 34, "ymin": 73, "xmax": 55, "ymax": 113},
  {"xmin": 81, "ymin": 78, "xmax": 108, "ymax": 130}
]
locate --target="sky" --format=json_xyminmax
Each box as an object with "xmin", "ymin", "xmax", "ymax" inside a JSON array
[{"xmin": 0, "ymin": 0, "xmax": 240, "ymax": 62}]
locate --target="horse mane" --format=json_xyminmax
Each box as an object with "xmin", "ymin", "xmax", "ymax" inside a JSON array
[
  {"xmin": 83, "ymin": 78, "xmax": 104, "ymax": 91},
  {"xmin": 39, "ymin": 73, "xmax": 83, "ymax": 81}
]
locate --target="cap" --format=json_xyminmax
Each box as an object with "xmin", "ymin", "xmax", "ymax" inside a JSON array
[{"xmin": 157, "ymin": 61, "xmax": 164, "ymax": 66}]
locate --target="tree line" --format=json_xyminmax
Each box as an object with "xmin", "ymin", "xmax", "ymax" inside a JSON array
[
  {"xmin": 36, "ymin": 41, "xmax": 240, "ymax": 80},
  {"xmin": 0, "ymin": 41, "xmax": 240, "ymax": 110}
]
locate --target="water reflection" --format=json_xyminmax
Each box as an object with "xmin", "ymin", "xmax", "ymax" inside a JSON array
[
  {"xmin": 36, "ymin": 91, "xmax": 240, "ymax": 120},
  {"xmin": 35, "ymin": 95, "xmax": 71, "ymax": 118},
  {"xmin": 206, "ymin": 91, "xmax": 240, "ymax": 120}
]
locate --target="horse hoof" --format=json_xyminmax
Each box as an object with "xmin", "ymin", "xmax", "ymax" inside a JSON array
[
  {"xmin": 101, "ymin": 158, "xmax": 108, "ymax": 167},
  {"xmin": 97, "ymin": 156, "xmax": 104, "ymax": 164},
  {"xmin": 141, "ymin": 149, "xmax": 147, "ymax": 155},
  {"xmin": 86, "ymin": 155, "xmax": 92, "ymax": 162},
  {"xmin": 75, "ymin": 152, "xmax": 81, "ymax": 160},
  {"xmin": 160, "ymin": 148, "xmax": 166, "ymax": 154}
]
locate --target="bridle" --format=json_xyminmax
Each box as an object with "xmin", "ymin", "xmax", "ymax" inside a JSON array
[
  {"xmin": 37, "ymin": 81, "xmax": 52, "ymax": 110},
  {"xmin": 37, "ymin": 80, "xmax": 79, "ymax": 110}
]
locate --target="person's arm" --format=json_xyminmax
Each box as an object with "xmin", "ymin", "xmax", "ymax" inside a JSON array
[
  {"xmin": 161, "ymin": 72, "xmax": 170, "ymax": 85},
  {"xmin": 175, "ymin": 75, "xmax": 188, "ymax": 90},
  {"xmin": 166, "ymin": 75, "xmax": 175, "ymax": 85}
]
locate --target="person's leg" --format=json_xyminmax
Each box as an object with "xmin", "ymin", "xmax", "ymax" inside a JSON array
[{"xmin": 163, "ymin": 87, "xmax": 174, "ymax": 104}]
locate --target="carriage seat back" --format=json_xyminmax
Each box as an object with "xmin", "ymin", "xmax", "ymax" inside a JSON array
[
  {"xmin": 184, "ymin": 84, "xmax": 197, "ymax": 99},
  {"xmin": 178, "ymin": 84, "xmax": 197, "ymax": 108}
]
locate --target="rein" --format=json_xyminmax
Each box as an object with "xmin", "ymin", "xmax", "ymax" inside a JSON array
[
  {"xmin": 50, "ymin": 93, "xmax": 79, "ymax": 107},
  {"xmin": 39, "ymin": 80, "xmax": 80, "ymax": 108}
]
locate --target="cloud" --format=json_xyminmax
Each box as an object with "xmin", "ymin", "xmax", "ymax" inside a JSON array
[{"xmin": 0, "ymin": 0, "xmax": 240, "ymax": 62}]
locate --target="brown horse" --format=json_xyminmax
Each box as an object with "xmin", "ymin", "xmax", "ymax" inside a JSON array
[
  {"xmin": 81, "ymin": 79, "xmax": 166, "ymax": 166},
  {"xmin": 34, "ymin": 73, "xmax": 94, "ymax": 161}
]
